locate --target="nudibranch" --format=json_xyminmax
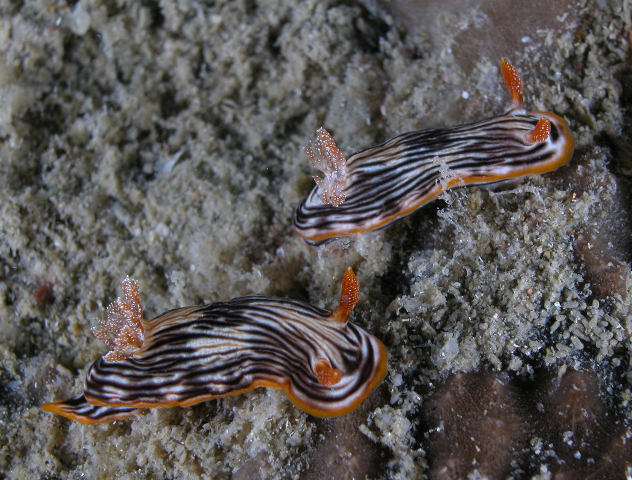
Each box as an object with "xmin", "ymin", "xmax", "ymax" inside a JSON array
[
  {"xmin": 41, "ymin": 270, "xmax": 387, "ymax": 423},
  {"xmin": 294, "ymin": 59, "xmax": 574, "ymax": 245}
]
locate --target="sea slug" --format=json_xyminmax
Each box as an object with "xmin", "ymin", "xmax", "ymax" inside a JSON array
[
  {"xmin": 294, "ymin": 59, "xmax": 574, "ymax": 245},
  {"xmin": 42, "ymin": 269, "xmax": 387, "ymax": 423}
]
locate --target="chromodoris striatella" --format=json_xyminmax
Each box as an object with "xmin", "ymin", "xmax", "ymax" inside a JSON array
[
  {"xmin": 41, "ymin": 269, "xmax": 387, "ymax": 423},
  {"xmin": 294, "ymin": 59, "xmax": 574, "ymax": 245}
]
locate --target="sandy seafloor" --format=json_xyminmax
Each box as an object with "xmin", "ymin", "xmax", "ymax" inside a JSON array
[{"xmin": 1, "ymin": 0, "xmax": 631, "ymax": 478}]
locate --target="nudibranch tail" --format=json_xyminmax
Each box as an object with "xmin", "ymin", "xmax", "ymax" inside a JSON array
[
  {"xmin": 294, "ymin": 59, "xmax": 574, "ymax": 245},
  {"xmin": 42, "ymin": 271, "xmax": 387, "ymax": 422},
  {"xmin": 41, "ymin": 394, "xmax": 142, "ymax": 424}
]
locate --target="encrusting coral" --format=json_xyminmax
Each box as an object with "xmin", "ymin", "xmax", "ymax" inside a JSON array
[
  {"xmin": 422, "ymin": 372, "xmax": 527, "ymax": 479},
  {"xmin": 422, "ymin": 369, "xmax": 632, "ymax": 479}
]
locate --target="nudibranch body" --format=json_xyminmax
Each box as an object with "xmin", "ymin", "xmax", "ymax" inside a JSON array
[
  {"xmin": 41, "ymin": 270, "xmax": 387, "ymax": 423},
  {"xmin": 294, "ymin": 59, "xmax": 574, "ymax": 245}
]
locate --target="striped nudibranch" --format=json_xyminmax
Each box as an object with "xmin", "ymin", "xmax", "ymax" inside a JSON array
[
  {"xmin": 294, "ymin": 59, "xmax": 574, "ymax": 245},
  {"xmin": 41, "ymin": 269, "xmax": 387, "ymax": 423}
]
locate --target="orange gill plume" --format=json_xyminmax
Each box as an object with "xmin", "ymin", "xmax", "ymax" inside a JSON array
[
  {"xmin": 306, "ymin": 127, "xmax": 348, "ymax": 207},
  {"xmin": 92, "ymin": 277, "xmax": 145, "ymax": 362}
]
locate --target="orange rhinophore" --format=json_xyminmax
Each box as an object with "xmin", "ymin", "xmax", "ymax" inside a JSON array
[
  {"xmin": 500, "ymin": 57, "xmax": 524, "ymax": 109},
  {"xmin": 330, "ymin": 267, "xmax": 360, "ymax": 323},
  {"xmin": 315, "ymin": 359, "xmax": 343, "ymax": 386},
  {"xmin": 525, "ymin": 117, "xmax": 552, "ymax": 145}
]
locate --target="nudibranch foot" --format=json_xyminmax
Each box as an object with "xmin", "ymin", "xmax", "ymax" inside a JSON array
[
  {"xmin": 42, "ymin": 270, "xmax": 387, "ymax": 423},
  {"xmin": 293, "ymin": 59, "xmax": 574, "ymax": 245}
]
